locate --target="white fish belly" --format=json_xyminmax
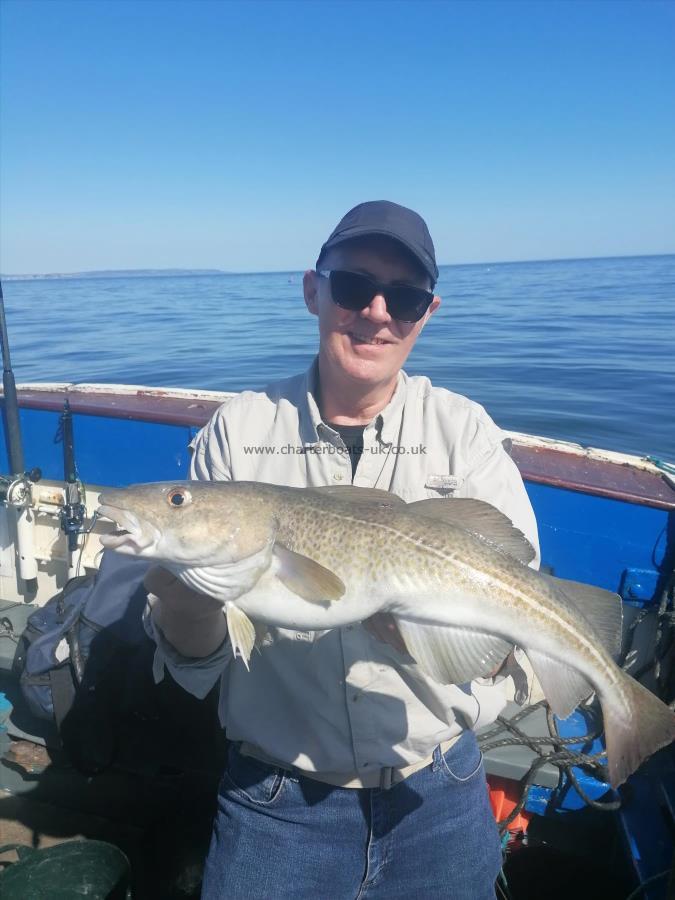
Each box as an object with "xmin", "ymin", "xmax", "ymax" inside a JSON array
[{"xmin": 235, "ymin": 569, "xmax": 385, "ymax": 631}]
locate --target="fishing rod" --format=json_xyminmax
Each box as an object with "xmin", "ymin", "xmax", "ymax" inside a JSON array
[
  {"xmin": 0, "ymin": 281, "xmax": 25, "ymax": 475},
  {"xmin": 0, "ymin": 279, "xmax": 40, "ymax": 595},
  {"xmin": 59, "ymin": 399, "xmax": 85, "ymax": 578}
]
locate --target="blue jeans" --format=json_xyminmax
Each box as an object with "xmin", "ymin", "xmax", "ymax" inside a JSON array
[{"xmin": 201, "ymin": 730, "xmax": 501, "ymax": 899}]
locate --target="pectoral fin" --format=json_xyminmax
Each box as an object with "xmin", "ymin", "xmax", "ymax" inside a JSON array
[
  {"xmin": 226, "ymin": 604, "xmax": 256, "ymax": 669},
  {"xmin": 394, "ymin": 618, "xmax": 512, "ymax": 686},
  {"xmin": 273, "ymin": 544, "xmax": 345, "ymax": 604}
]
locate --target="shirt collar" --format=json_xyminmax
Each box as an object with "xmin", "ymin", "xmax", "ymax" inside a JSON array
[
  {"xmin": 299, "ymin": 357, "xmax": 407, "ymax": 447},
  {"xmin": 364, "ymin": 370, "xmax": 407, "ymax": 445}
]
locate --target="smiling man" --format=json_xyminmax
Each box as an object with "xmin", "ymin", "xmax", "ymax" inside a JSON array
[{"xmin": 145, "ymin": 201, "xmax": 539, "ymax": 899}]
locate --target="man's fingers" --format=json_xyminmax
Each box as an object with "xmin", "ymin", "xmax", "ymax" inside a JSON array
[
  {"xmin": 363, "ymin": 613, "xmax": 408, "ymax": 655},
  {"xmin": 143, "ymin": 566, "xmax": 211, "ymax": 604},
  {"xmin": 144, "ymin": 565, "xmax": 220, "ymax": 608}
]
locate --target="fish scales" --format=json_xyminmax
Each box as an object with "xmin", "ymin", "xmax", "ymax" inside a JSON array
[
  {"xmin": 98, "ymin": 479, "xmax": 675, "ymax": 787},
  {"xmin": 277, "ymin": 491, "xmax": 617, "ymax": 679}
]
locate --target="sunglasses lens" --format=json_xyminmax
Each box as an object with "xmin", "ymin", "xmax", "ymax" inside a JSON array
[
  {"xmin": 328, "ymin": 270, "xmax": 433, "ymax": 323},
  {"xmin": 328, "ymin": 271, "xmax": 375, "ymax": 311},
  {"xmin": 385, "ymin": 286, "xmax": 433, "ymax": 323}
]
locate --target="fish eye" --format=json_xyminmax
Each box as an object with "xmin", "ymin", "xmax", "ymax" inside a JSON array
[{"xmin": 167, "ymin": 487, "xmax": 192, "ymax": 508}]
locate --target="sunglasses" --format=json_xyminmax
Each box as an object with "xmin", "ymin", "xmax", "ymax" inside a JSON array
[{"xmin": 318, "ymin": 269, "xmax": 434, "ymax": 323}]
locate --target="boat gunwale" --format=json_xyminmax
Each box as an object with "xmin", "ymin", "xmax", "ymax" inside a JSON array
[{"xmin": 3, "ymin": 383, "xmax": 674, "ymax": 512}]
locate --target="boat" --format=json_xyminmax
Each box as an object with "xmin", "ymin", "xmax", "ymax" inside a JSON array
[{"xmin": 0, "ymin": 380, "xmax": 673, "ymax": 899}]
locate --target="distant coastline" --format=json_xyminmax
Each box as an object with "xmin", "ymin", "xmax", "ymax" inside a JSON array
[
  {"xmin": 1, "ymin": 254, "xmax": 673, "ymax": 282},
  {"xmin": 0, "ymin": 268, "xmax": 231, "ymax": 282}
]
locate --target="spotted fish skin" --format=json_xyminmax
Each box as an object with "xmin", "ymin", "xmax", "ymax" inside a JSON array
[{"xmin": 98, "ymin": 479, "xmax": 675, "ymax": 788}]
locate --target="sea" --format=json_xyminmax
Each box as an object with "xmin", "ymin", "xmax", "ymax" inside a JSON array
[{"xmin": 3, "ymin": 254, "xmax": 674, "ymax": 461}]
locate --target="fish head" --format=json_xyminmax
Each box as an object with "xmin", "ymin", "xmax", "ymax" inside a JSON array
[{"xmin": 97, "ymin": 480, "xmax": 277, "ymax": 565}]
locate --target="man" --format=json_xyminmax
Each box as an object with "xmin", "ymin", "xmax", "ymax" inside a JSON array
[{"xmin": 145, "ymin": 201, "xmax": 539, "ymax": 899}]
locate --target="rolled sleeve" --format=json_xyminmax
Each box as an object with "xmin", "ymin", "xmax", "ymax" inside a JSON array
[
  {"xmin": 189, "ymin": 403, "xmax": 233, "ymax": 482},
  {"xmin": 143, "ymin": 602, "xmax": 232, "ymax": 699}
]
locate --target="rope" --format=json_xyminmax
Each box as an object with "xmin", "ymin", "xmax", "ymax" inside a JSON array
[
  {"xmin": 0, "ymin": 617, "xmax": 18, "ymax": 644},
  {"xmin": 620, "ymin": 570, "xmax": 675, "ymax": 699},
  {"xmin": 482, "ymin": 566, "xmax": 675, "ymax": 834},
  {"xmin": 623, "ymin": 869, "xmax": 671, "ymax": 900},
  {"xmin": 478, "ymin": 699, "xmax": 619, "ymax": 833},
  {"xmin": 645, "ymin": 456, "xmax": 675, "ymax": 476}
]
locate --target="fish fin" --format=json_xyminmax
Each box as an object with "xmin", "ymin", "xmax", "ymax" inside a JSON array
[
  {"xmin": 394, "ymin": 618, "xmax": 512, "ymax": 685},
  {"xmin": 273, "ymin": 544, "xmax": 345, "ymax": 604},
  {"xmin": 226, "ymin": 604, "xmax": 256, "ymax": 669},
  {"xmin": 544, "ymin": 574, "xmax": 623, "ymax": 659},
  {"xmin": 407, "ymin": 498, "xmax": 536, "ymax": 565},
  {"xmin": 602, "ymin": 674, "xmax": 675, "ymax": 788},
  {"xmin": 311, "ymin": 486, "xmax": 404, "ymax": 506},
  {"xmin": 526, "ymin": 649, "xmax": 594, "ymax": 719}
]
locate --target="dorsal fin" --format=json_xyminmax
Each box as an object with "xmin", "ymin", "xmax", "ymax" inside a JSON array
[
  {"xmin": 407, "ymin": 498, "xmax": 535, "ymax": 565},
  {"xmin": 311, "ymin": 486, "xmax": 404, "ymax": 506},
  {"xmin": 544, "ymin": 573, "xmax": 623, "ymax": 659}
]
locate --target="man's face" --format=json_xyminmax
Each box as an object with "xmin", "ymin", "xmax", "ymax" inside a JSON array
[{"xmin": 303, "ymin": 238, "xmax": 441, "ymax": 390}]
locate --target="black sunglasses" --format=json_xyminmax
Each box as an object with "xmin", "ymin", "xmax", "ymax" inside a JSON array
[{"xmin": 318, "ymin": 269, "xmax": 434, "ymax": 323}]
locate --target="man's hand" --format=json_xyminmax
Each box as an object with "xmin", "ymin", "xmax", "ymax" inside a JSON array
[
  {"xmin": 144, "ymin": 565, "xmax": 228, "ymax": 658},
  {"xmin": 363, "ymin": 613, "xmax": 408, "ymax": 655}
]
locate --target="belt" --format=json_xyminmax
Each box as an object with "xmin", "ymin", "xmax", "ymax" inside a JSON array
[{"xmin": 238, "ymin": 734, "xmax": 462, "ymax": 790}]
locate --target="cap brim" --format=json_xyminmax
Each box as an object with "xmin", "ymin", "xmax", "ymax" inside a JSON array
[{"xmin": 319, "ymin": 227, "xmax": 438, "ymax": 284}]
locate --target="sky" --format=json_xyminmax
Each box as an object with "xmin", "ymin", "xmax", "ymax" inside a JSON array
[{"xmin": 1, "ymin": 0, "xmax": 674, "ymax": 274}]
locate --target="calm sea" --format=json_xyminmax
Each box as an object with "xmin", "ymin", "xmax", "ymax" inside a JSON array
[{"xmin": 3, "ymin": 255, "xmax": 674, "ymax": 460}]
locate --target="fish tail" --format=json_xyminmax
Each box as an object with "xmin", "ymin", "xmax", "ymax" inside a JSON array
[{"xmin": 603, "ymin": 674, "xmax": 675, "ymax": 788}]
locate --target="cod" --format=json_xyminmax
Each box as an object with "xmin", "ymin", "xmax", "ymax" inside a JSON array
[{"xmin": 98, "ymin": 480, "xmax": 675, "ymax": 789}]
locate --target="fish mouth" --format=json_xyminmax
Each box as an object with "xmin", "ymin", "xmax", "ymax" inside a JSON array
[{"xmin": 97, "ymin": 503, "xmax": 161, "ymax": 554}]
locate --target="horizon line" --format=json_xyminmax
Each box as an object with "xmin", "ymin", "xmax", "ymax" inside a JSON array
[{"xmin": 2, "ymin": 250, "xmax": 674, "ymax": 281}]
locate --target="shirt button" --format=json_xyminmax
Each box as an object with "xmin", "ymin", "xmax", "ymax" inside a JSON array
[
  {"xmin": 352, "ymin": 694, "xmax": 359, "ymax": 702},
  {"xmin": 333, "ymin": 473, "xmax": 343, "ymax": 482}
]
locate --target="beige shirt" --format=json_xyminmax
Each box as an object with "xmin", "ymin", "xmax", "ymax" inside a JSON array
[{"xmin": 146, "ymin": 359, "xmax": 540, "ymax": 776}]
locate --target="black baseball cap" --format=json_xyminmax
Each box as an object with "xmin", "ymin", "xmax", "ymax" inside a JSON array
[{"xmin": 316, "ymin": 200, "xmax": 439, "ymax": 286}]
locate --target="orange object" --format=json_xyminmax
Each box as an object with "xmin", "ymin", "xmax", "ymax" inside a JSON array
[{"xmin": 487, "ymin": 774, "xmax": 533, "ymax": 834}]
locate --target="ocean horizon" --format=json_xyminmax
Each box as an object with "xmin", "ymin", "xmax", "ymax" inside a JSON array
[
  {"xmin": 2, "ymin": 252, "xmax": 673, "ymax": 282},
  {"xmin": 4, "ymin": 254, "xmax": 674, "ymax": 461}
]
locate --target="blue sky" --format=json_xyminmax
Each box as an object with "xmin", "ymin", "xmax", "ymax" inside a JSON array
[{"xmin": 1, "ymin": 0, "xmax": 674, "ymax": 273}]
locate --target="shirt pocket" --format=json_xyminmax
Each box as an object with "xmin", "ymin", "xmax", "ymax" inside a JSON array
[
  {"xmin": 395, "ymin": 477, "xmax": 463, "ymax": 503},
  {"xmin": 423, "ymin": 474, "xmax": 464, "ymax": 497}
]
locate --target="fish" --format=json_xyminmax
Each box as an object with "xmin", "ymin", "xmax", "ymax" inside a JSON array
[{"xmin": 97, "ymin": 479, "xmax": 675, "ymax": 788}]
